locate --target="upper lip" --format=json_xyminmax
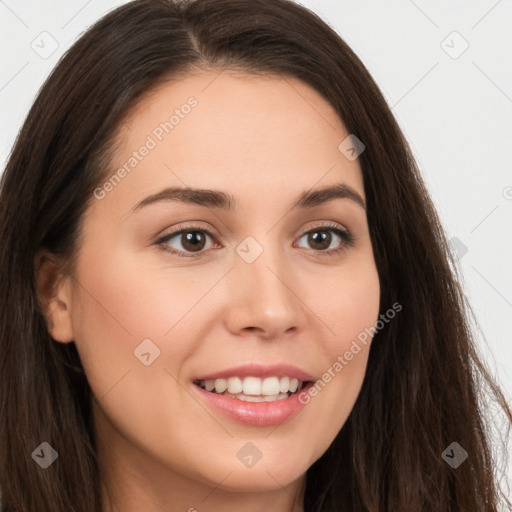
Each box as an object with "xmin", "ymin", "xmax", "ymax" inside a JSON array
[{"xmin": 194, "ymin": 363, "xmax": 316, "ymax": 382}]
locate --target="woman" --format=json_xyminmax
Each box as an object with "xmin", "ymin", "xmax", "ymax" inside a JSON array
[{"xmin": 0, "ymin": 0, "xmax": 510, "ymax": 510}]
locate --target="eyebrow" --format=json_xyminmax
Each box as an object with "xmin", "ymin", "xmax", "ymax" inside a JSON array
[{"xmin": 129, "ymin": 182, "xmax": 366, "ymax": 214}]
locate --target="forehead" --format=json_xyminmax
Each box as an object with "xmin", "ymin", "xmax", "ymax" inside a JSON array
[{"xmin": 99, "ymin": 69, "xmax": 365, "ymax": 214}]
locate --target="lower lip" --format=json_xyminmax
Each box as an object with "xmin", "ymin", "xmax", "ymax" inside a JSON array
[{"xmin": 193, "ymin": 383, "xmax": 313, "ymax": 426}]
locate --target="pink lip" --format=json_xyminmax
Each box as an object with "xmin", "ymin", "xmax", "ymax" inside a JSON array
[
  {"xmin": 193, "ymin": 363, "xmax": 316, "ymax": 382},
  {"xmin": 192, "ymin": 381, "xmax": 314, "ymax": 426}
]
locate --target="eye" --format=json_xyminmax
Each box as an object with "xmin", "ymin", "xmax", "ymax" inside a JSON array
[
  {"xmin": 156, "ymin": 226, "xmax": 218, "ymax": 258},
  {"xmin": 156, "ymin": 222, "xmax": 354, "ymax": 258},
  {"xmin": 294, "ymin": 222, "xmax": 354, "ymax": 256}
]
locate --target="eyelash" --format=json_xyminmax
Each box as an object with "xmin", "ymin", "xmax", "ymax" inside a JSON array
[{"xmin": 155, "ymin": 222, "xmax": 355, "ymax": 258}]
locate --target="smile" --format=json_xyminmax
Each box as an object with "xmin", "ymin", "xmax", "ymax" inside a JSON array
[
  {"xmin": 192, "ymin": 364, "xmax": 316, "ymax": 426},
  {"xmin": 195, "ymin": 376, "xmax": 306, "ymax": 402}
]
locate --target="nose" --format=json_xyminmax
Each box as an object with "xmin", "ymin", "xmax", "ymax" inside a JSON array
[{"xmin": 223, "ymin": 244, "xmax": 307, "ymax": 340}]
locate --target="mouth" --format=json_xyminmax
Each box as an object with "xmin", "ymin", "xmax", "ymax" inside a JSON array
[
  {"xmin": 191, "ymin": 364, "xmax": 316, "ymax": 426},
  {"xmin": 193, "ymin": 376, "xmax": 311, "ymax": 403}
]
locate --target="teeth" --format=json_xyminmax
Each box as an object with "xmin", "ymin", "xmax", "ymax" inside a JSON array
[
  {"xmin": 198, "ymin": 376, "xmax": 304, "ymax": 396},
  {"xmin": 261, "ymin": 376, "xmax": 280, "ymax": 395},
  {"xmin": 227, "ymin": 377, "xmax": 243, "ymax": 394},
  {"xmin": 214, "ymin": 378, "xmax": 227, "ymax": 393},
  {"xmin": 289, "ymin": 378, "xmax": 299, "ymax": 393},
  {"xmin": 242, "ymin": 376, "xmax": 261, "ymax": 395},
  {"xmin": 235, "ymin": 393, "xmax": 289, "ymax": 402}
]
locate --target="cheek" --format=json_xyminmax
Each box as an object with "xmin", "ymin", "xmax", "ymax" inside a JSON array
[
  {"xmin": 68, "ymin": 246, "xmax": 194, "ymax": 394},
  {"xmin": 68, "ymin": 242, "xmax": 233, "ymax": 420},
  {"xmin": 68, "ymin": 247, "xmax": 208, "ymax": 464},
  {"xmin": 310, "ymin": 251, "xmax": 381, "ymax": 352},
  {"xmin": 298, "ymin": 254, "xmax": 380, "ymax": 443},
  {"xmin": 70, "ymin": 240, "xmax": 221, "ymax": 346}
]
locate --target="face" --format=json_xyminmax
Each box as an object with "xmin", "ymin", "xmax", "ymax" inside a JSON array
[{"xmin": 45, "ymin": 70, "xmax": 380, "ymax": 498}]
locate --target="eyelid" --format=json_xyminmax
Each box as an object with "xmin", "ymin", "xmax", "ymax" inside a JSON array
[
  {"xmin": 299, "ymin": 219, "xmax": 347, "ymax": 235},
  {"xmin": 155, "ymin": 221, "xmax": 218, "ymax": 243}
]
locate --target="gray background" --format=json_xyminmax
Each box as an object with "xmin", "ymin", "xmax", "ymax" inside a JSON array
[{"xmin": 1, "ymin": 0, "xmax": 511, "ymax": 499}]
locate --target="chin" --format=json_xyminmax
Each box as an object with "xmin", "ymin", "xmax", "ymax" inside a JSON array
[{"xmin": 198, "ymin": 455, "xmax": 309, "ymax": 493}]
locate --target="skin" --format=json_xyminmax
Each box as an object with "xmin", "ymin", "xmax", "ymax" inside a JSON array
[{"xmin": 36, "ymin": 69, "xmax": 380, "ymax": 512}]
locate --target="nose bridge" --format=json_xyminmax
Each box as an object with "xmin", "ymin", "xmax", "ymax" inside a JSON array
[
  {"xmin": 226, "ymin": 233, "xmax": 304, "ymax": 337},
  {"xmin": 235, "ymin": 233, "xmax": 288, "ymax": 293}
]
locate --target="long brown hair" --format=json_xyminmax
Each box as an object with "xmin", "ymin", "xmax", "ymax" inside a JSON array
[{"xmin": 0, "ymin": 0, "xmax": 510, "ymax": 510}]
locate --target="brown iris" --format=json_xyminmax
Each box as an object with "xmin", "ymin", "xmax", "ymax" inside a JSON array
[
  {"xmin": 307, "ymin": 230, "xmax": 331, "ymax": 251},
  {"xmin": 181, "ymin": 231, "xmax": 207, "ymax": 252}
]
